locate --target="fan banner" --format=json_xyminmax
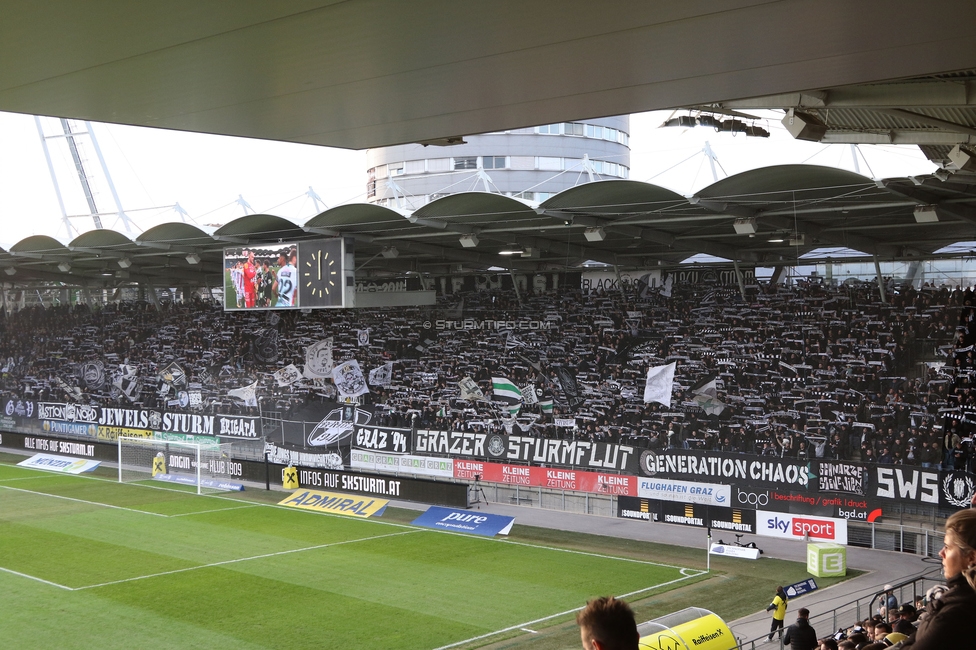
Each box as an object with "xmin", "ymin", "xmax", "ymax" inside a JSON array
[{"xmin": 411, "ymin": 429, "xmax": 639, "ymax": 473}]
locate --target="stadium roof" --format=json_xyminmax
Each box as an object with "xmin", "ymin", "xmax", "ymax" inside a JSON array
[
  {"xmin": 1, "ymin": 2, "xmax": 975, "ymax": 290},
  {"xmin": 3, "ymin": 164, "xmax": 976, "ymax": 289},
  {"xmin": 1, "ymin": 2, "xmax": 973, "ymax": 151}
]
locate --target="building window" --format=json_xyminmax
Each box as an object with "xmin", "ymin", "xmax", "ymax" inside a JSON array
[
  {"xmin": 428, "ymin": 158, "xmax": 450, "ymax": 172},
  {"xmin": 366, "ymin": 169, "xmax": 376, "ymax": 198},
  {"xmin": 563, "ymin": 122, "xmax": 584, "ymax": 136},
  {"xmin": 405, "ymin": 160, "xmax": 425, "ymax": 174},
  {"xmin": 537, "ymin": 124, "xmax": 561, "ymax": 135},
  {"xmin": 538, "ymin": 157, "xmax": 562, "ymax": 171},
  {"xmin": 454, "ymin": 156, "xmax": 477, "ymax": 170},
  {"xmin": 510, "ymin": 156, "xmax": 534, "ymax": 170},
  {"xmin": 389, "ymin": 164, "xmax": 404, "ymax": 176},
  {"xmin": 482, "ymin": 156, "xmax": 506, "ymax": 169}
]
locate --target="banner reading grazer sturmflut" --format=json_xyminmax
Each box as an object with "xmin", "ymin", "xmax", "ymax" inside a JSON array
[{"xmin": 411, "ymin": 429, "xmax": 638, "ymax": 473}]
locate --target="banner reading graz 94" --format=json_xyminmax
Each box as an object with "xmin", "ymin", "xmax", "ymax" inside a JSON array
[{"xmin": 411, "ymin": 429, "xmax": 638, "ymax": 473}]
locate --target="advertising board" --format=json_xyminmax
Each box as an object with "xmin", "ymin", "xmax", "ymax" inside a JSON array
[
  {"xmin": 452, "ymin": 460, "xmax": 636, "ymax": 496},
  {"xmin": 755, "ymin": 510, "xmax": 848, "ymax": 545},
  {"xmin": 411, "ymin": 506, "xmax": 515, "ymax": 536}
]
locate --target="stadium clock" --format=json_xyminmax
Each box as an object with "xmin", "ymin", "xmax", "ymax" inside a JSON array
[{"xmin": 298, "ymin": 239, "xmax": 345, "ymax": 307}]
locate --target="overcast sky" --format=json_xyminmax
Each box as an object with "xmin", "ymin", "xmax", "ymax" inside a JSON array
[{"xmin": 0, "ymin": 109, "xmax": 936, "ymax": 248}]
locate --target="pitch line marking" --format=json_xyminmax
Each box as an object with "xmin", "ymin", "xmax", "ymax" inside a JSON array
[
  {"xmin": 6, "ymin": 469, "xmax": 707, "ymax": 572},
  {"xmin": 167, "ymin": 504, "xmax": 260, "ymax": 517},
  {"xmin": 74, "ymin": 529, "xmax": 422, "ymax": 591},
  {"xmin": 0, "ymin": 484, "xmax": 167, "ymax": 517},
  {"xmin": 0, "ymin": 475, "xmax": 58, "ymax": 482},
  {"xmin": 0, "ymin": 566, "xmax": 74, "ymax": 591},
  {"xmin": 0, "ymin": 463, "xmax": 707, "ymax": 577},
  {"xmin": 430, "ymin": 572, "xmax": 708, "ymax": 650}
]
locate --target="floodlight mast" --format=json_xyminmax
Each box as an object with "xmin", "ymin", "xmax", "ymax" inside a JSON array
[{"xmin": 35, "ymin": 117, "xmax": 136, "ymax": 235}]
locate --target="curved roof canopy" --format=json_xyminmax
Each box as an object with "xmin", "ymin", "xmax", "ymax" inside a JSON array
[{"xmin": 2, "ymin": 165, "xmax": 976, "ymax": 288}]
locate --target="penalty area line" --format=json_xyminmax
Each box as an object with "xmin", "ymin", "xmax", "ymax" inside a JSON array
[
  {"xmin": 167, "ymin": 504, "xmax": 260, "ymax": 517},
  {"xmin": 0, "ymin": 565, "xmax": 74, "ymax": 591},
  {"xmin": 73, "ymin": 529, "xmax": 423, "ymax": 591},
  {"xmin": 430, "ymin": 570, "xmax": 706, "ymax": 650},
  {"xmin": 0, "ymin": 484, "xmax": 167, "ymax": 517}
]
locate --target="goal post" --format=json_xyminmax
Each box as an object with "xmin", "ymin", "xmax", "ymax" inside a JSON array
[{"xmin": 117, "ymin": 436, "xmax": 241, "ymax": 494}]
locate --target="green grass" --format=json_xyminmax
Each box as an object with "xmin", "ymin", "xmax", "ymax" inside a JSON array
[{"xmin": 0, "ymin": 461, "xmax": 704, "ymax": 650}]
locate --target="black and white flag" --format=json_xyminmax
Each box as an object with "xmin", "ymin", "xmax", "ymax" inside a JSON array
[
  {"xmin": 273, "ymin": 364, "xmax": 303, "ymax": 387},
  {"xmin": 251, "ymin": 328, "xmax": 279, "ymax": 364},
  {"xmin": 113, "ymin": 364, "xmax": 141, "ymax": 402},
  {"xmin": 228, "ymin": 381, "xmax": 258, "ymax": 407},
  {"xmin": 304, "ymin": 338, "xmax": 334, "ymax": 378},
  {"xmin": 333, "ymin": 360, "xmax": 369, "ymax": 398},
  {"xmin": 158, "ymin": 362, "xmax": 187, "ymax": 388},
  {"xmin": 79, "ymin": 360, "xmax": 105, "ymax": 390},
  {"xmin": 368, "ymin": 361, "xmax": 393, "ymax": 387},
  {"xmin": 458, "ymin": 376, "xmax": 486, "ymax": 401}
]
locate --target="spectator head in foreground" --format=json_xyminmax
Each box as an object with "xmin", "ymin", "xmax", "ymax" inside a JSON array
[
  {"xmin": 818, "ymin": 638, "xmax": 838, "ymax": 650},
  {"xmin": 577, "ymin": 596, "xmax": 640, "ymax": 650},
  {"xmin": 942, "ymin": 508, "xmax": 976, "ymax": 579}
]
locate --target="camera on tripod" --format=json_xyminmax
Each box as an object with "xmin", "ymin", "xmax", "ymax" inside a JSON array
[{"xmin": 474, "ymin": 473, "xmax": 482, "ymax": 482}]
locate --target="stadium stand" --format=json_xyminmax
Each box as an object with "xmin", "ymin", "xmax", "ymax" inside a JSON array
[{"xmin": 0, "ymin": 278, "xmax": 973, "ymax": 471}]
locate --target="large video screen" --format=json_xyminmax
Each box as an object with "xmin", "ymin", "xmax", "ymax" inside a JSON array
[{"xmin": 223, "ymin": 239, "xmax": 347, "ymax": 311}]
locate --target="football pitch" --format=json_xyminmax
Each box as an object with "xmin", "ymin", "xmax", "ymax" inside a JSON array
[{"xmin": 0, "ymin": 461, "xmax": 705, "ymax": 650}]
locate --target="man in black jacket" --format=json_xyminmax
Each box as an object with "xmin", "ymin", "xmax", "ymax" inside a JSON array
[{"xmin": 782, "ymin": 608, "xmax": 817, "ymax": 650}]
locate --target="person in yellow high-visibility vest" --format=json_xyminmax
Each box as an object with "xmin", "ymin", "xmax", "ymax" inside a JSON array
[
  {"xmin": 766, "ymin": 586, "xmax": 788, "ymax": 642},
  {"xmin": 151, "ymin": 452, "xmax": 166, "ymax": 477}
]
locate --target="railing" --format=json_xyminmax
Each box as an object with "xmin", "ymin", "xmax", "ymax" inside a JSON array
[
  {"xmin": 848, "ymin": 521, "xmax": 945, "ymax": 558},
  {"xmin": 735, "ymin": 571, "xmax": 943, "ymax": 650}
]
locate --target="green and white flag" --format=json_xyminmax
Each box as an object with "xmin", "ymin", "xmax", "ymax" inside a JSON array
[
  {"xmin": 539, "ymin": 399, "xmax": 554, "ymax": 414},
  {"xmin": 492, "ymin": 376, "xmax": 522, "ymax": 402}
]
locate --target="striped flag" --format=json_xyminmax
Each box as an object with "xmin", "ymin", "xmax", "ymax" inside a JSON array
[
  {"xmin": 492, "ymin": 376, "xmax": 522, "ymax": 402},
  {"xmin": 539, "ymin": 399, "xmax": 554, "ymax": 414}
]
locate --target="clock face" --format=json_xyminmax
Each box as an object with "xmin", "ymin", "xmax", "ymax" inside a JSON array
[{"xmin": 298, "ymin": 239, "xmax": 344, "ymax": 307}]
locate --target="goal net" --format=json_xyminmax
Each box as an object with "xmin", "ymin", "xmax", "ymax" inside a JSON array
[{"xmin": 118, "ymin": 436, "xmax": 242, "ymax": 494}]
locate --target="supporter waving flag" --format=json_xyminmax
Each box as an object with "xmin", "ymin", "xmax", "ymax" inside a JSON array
[
  {"xmin": 643, "ymin": 362, "xmax": 676, "ymax": 407},
  {"xmin": 368, "ymin": 361, "xmax": 393, "ymax": 386},
  {"xmin": 492, "ymin": 377, "xmax": 522, "ymax": 402},
  {"xmin": 228, "ymin": 381, "xmax": 258, "ymax": 407},
  {"xmin": 458, "ymin": 376, "xmax": 486, "ymax": 401}
]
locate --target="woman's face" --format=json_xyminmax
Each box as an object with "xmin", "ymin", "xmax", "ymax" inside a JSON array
[{"xmin": 940, "ymin": 530, "xmax": 976, "ymax": 579}]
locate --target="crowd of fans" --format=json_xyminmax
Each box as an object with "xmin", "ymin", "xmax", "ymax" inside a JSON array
[{"xmin": 1, "ymin": 277, "xmax": 975, "ymax": 468}]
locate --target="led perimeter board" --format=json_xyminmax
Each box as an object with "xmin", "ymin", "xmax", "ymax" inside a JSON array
[{"xmin": 223, "ymin": 239, "xmax": 351, "ymax": 310}]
